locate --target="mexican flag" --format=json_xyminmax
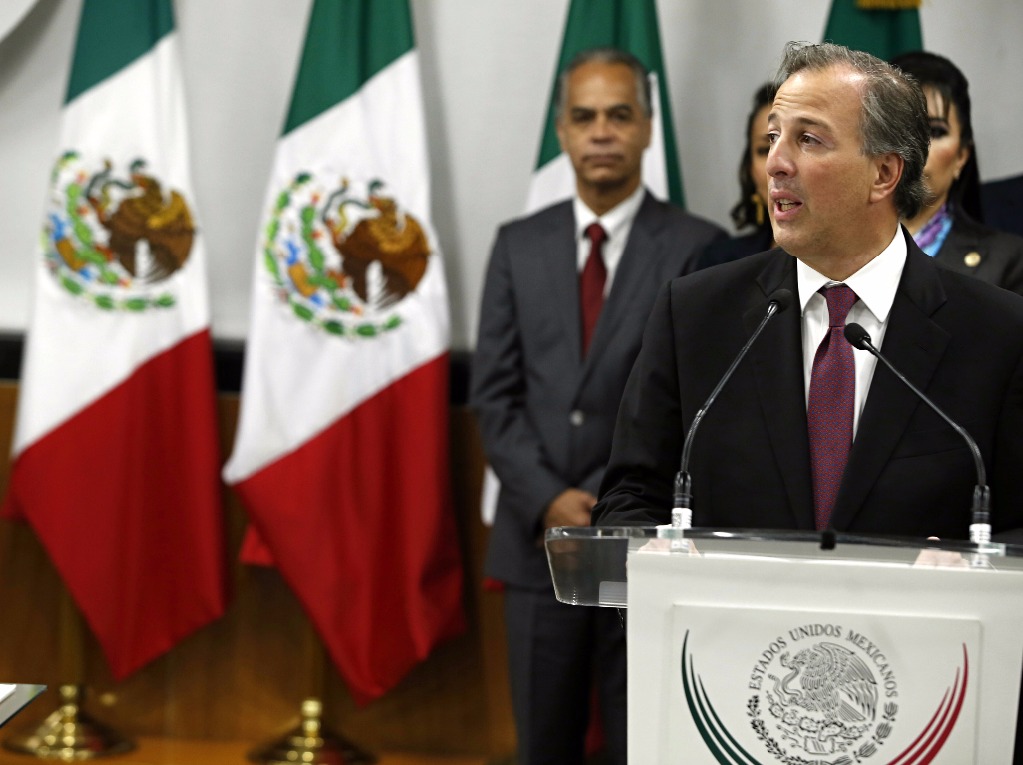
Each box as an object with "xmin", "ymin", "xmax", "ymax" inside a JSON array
[
  {"xmin": 526, "ymin": 0, "xmax": 683, "ymax": 213},
  {"xmin": 483, "ymin": 0, "xmax": 679, "ymax": 526},
  {"xmin": 222, "ymin": 0, "xmax": 464, "ymax": 703},
  {"xmin": 2, "ymin": 0, "xmax": 226, "ymax": 679},
  {"xmin": 823, "ymin": 0, "xmax": 922, "ymax": 59}
]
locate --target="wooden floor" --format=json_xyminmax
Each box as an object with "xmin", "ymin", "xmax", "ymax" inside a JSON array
[{"xmin": 0, "ymin": 737, "xmax": 493, "ymax": 765}]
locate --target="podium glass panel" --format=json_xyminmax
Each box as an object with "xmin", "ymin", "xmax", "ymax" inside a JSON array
[{"xmin": 544, "ymin": 526, "xmax": 1023, "ymax": 606}]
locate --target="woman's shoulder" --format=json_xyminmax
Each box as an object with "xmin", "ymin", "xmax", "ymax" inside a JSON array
[
  {"xmin": 951, "ymin": 210, "xmax": 1023, "ymax": 249},
  {"xmin": 697, "ymin": 227, "xmax": 773, "ymax": 269}
]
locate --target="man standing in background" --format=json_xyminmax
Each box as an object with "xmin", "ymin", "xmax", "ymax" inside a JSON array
[{"xmin": 471, "ymin": 48, "xmax": 724, "ymax": 765}]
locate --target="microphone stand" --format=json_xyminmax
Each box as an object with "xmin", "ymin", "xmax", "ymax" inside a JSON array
[
  {"xmin": 844, "ymin": 323, "xmax": 992, "ymax": 547},
  {"xmin": 671, "ymin": 290, "xmax": 793, "ymax": 531}
]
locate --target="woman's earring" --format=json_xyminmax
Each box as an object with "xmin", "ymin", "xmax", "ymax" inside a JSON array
[{"xmin": 753, "ymin": 194, "xmax": 766, "ymax": 227}]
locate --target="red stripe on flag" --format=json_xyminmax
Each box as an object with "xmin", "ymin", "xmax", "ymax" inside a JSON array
[
  {"xmin": 3, "ymin": 330, "xmax": 227, "ymax": 679},
  {"xmin": 232, "ymin": 353, "xmax": 465, "ymax": 703}
]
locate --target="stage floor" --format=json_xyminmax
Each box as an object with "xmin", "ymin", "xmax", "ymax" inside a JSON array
[{"xmin": 0, "ymin": 736, "xmax": 492, "ymax": 765}]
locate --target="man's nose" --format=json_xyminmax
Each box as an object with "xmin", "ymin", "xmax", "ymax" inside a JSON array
[
  {"xmin": 591, "ymin": 114, "xmax": 613, "ymax": 140},
  {"xmin": 765, "ymin": 140, "xmax": 792, "ymax": 177}
]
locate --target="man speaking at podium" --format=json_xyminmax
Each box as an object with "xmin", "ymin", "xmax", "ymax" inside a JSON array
[{"xmin": 592, "ymin": 41, "xmax": 1023, "ymax": 542}]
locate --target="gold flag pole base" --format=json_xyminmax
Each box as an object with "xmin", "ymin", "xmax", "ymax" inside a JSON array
[
  {"xmin": 247, "ymin": 698, "xmax": 375, "ymax": 765},
  {"xmin": 2, "ymin": 684, "xmax": 136, "ymax": 760}
]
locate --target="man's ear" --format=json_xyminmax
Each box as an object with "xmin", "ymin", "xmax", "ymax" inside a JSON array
[{"xmin": 870, "ymin": 152, "xmax": 903, "ymax": 205}]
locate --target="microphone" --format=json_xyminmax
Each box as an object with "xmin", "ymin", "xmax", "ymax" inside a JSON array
[
  {"xmin": 671, "ymin": 288, "xmax": 794, "ymax": 528},
  {"xmin": 843, "ymin": 322, "xmax": 992, "ymax": 545}
]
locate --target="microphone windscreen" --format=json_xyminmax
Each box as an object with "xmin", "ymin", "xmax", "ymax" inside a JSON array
[
  {"xmin": 844, "ymin": 322, "xmax": 871, "ymax": 350},
  {"xmin": 767, "ymin": 288, "xmax": 794, "ymax": 313}
]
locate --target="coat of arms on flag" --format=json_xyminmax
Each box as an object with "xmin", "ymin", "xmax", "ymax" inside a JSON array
[
  {"xmin": 45, "ymin": 152, "xmax": 195, "ymax": 311},
  {"xmin": 263, "ymin": 173, "xmax": 430, "ymax": 335}
]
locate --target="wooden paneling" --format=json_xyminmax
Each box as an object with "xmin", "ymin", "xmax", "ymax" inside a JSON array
[{"xmin": 0, "ymin": 382, "xmax": 515, "ymax": 759}]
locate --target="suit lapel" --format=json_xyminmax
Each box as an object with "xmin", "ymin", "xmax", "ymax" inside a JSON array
[
  {"xmin": 538, "ymin": 203, "xmax": 584, "ymax": 368},
  {"xmin": 830, "ymin": 240, "xmax": 950, "ymax": 530},
  {"xmin": 751, "ymin": 254, "xmax": 816, "ymax": 529},
  {"xmin": 934, "ymin": 226, "xmax": 977, "ymax": 277}
]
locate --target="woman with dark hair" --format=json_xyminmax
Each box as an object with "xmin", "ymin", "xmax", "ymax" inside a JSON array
[
  {"xmin": 699, "ymin": 83, "xmax": 776, "ymax": 268},
  {"xmin": 891, "ymin": 51, "xmax": 1023, "ymax": 294}
]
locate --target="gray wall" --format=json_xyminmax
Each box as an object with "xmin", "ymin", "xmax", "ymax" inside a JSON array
[{"xmin": 1, "ymin": 0, "xmax": 1021, "ymax": 350}]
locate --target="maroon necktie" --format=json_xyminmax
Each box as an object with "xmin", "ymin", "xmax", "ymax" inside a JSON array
[
  {"xmin": 580, "ymin": 222, "xmax": 608, "ymax": 354},
  {"xmin": 807, "ymin": 284, "xmax": 858, "ymax": 530}
]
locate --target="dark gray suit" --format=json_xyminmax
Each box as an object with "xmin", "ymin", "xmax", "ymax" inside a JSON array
[{"xmin": 471, "ymin": 191, "xmax": 724, "ymax": 764}]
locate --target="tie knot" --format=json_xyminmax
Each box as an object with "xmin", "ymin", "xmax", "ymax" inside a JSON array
[
  {"xmin": 821, "ymin": 284, "xmax": 857, "ymax": 328},
  {"xmin": 585, "ymin": 222, "xmax": 607, "ymax": 247}
]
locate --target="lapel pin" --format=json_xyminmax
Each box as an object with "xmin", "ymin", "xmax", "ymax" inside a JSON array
[{"xmin": 964, "ymin": 252, "xmax": 981, "ymax": 268}]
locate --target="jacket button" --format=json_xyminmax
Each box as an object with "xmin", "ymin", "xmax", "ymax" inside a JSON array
[
  {"xmin": 964, "ymin": 251, "xmax": 981, "ymax": 268},
  {"xmin": 569, "ymin": 410, "xmax": 585, "ymax": 426}
]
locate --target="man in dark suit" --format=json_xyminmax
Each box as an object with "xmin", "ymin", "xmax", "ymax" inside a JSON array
[
  {"xmin": 593, "ymin": 41, "xmax": 1023, "ymax": 542},
  {"xmin": 471, "ymin": 48, "xmax": 724, "ymax": 765}
]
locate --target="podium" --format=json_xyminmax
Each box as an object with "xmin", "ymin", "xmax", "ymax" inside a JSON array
[{"xmin": 546, "ymin": 527, "xmax": 1023, "ymax": 763}]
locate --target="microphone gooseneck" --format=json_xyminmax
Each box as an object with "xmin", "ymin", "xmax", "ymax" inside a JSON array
[
  {"xmin": 671, "ymin": 288, "xmax": 793, "ymax": 528},
  {"xmin": 843, "ymin": 322, "xmax": 992, "ymax": 545}
]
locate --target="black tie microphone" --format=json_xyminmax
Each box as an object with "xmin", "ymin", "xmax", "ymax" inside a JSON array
[
  {"xmin": 671, "ymin": 288, "xmax": 794, "ymax": 528},
  {"xmin": 843, "ymin": 322, "xmax": 992, "ymax": 545}
]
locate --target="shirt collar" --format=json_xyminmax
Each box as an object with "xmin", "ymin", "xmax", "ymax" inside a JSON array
[
  {"xmin": 573, "ymin": 184, "xmax": 646, "ymax": 242},
  {"xmin": 796, "ymin": 227, "xmax": 906, "ymax": 323}
]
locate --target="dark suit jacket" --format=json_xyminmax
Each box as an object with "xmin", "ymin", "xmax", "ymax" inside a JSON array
[
  {"xmin": 982, "ymin": 173, "xmax": 1023, "ymax": 240},
  {"xmin": 933, "ymin": 212, "xmax": 1023, "ymax": 297},
  {"xmin": 592, "ymin": 232, "xmax": 1023, "ymax": 541},
  {"xmin": 697, "ymin": 225, "xmax": 774, "ymax": 270},
  {"xmin": 471, "ymin": 192, "xmax": 726, "ymax": 587}
]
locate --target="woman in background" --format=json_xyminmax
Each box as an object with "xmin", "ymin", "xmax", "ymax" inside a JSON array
[
  {"xmin": 891, "ymin": 51, "xmax": 1023, "ymax": 295},
  {"xmin": 699, "ymin": 83, "xmax": 775, "ymax": 268}
]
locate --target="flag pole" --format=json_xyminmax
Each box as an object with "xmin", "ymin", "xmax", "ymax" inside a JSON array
[
  {"xmin": 246, "ymin": 612, "xmax": 376, "ymax": 764},
  {"xmin": 3, "ymin": 592, "xmax": 135, "ymax": 758}
]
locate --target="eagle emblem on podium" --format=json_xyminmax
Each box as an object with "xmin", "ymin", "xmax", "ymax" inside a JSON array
[{"xmin": 768, "ymin": 643, "xmax": 880, "ymax": 757}]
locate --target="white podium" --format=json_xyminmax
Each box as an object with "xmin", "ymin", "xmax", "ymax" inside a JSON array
[{"xmin": 546, "ymin": 528, "xmax": 1023, "ymax": 764}]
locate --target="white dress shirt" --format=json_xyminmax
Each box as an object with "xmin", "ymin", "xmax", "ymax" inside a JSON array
[
  {"xmin": 797, "ymin": 228, "xmax": 907, "ymax": 436},
  {"xmin": 572, "ymin": 184, "xmax": 646, "ymax": 296}
]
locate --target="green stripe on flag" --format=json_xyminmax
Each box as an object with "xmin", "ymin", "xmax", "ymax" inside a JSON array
[
  {"xmin": 65, "ymin": 0, "xmax": 174, "ymax": 104},
  {"xmin": 536, "ymin": 0, "xmax": 683, "ymax": 206},
  {"xmin": 823, "ymin": 0, "xmax": 922, "ymax": 60},
  {"xmin": 283, "ymin": 0, "xmax": 415, "ymax": 136}
]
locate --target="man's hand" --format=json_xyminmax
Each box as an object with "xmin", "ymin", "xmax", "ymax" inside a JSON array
[{"xmin": 543, "ymin": 488, "xmax": 598, "ymax": 529}]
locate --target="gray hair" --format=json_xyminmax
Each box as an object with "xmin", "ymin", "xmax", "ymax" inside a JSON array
[
  {"xmin": 775, "ymin": 41, "xmax": 931, "ymax": 220},
  {"xmin": 554, "ymin": 47, "xmax": 652, "ymax": 122}
]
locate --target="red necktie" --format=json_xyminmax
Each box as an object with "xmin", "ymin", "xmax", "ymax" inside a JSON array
[
  {"xmin": 807, "ymin": 284, "xmax": 858, "ymax": 530},
  {"xmin": 580, "ymin": 223, "xmax": 607, "ymax": 354}
]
